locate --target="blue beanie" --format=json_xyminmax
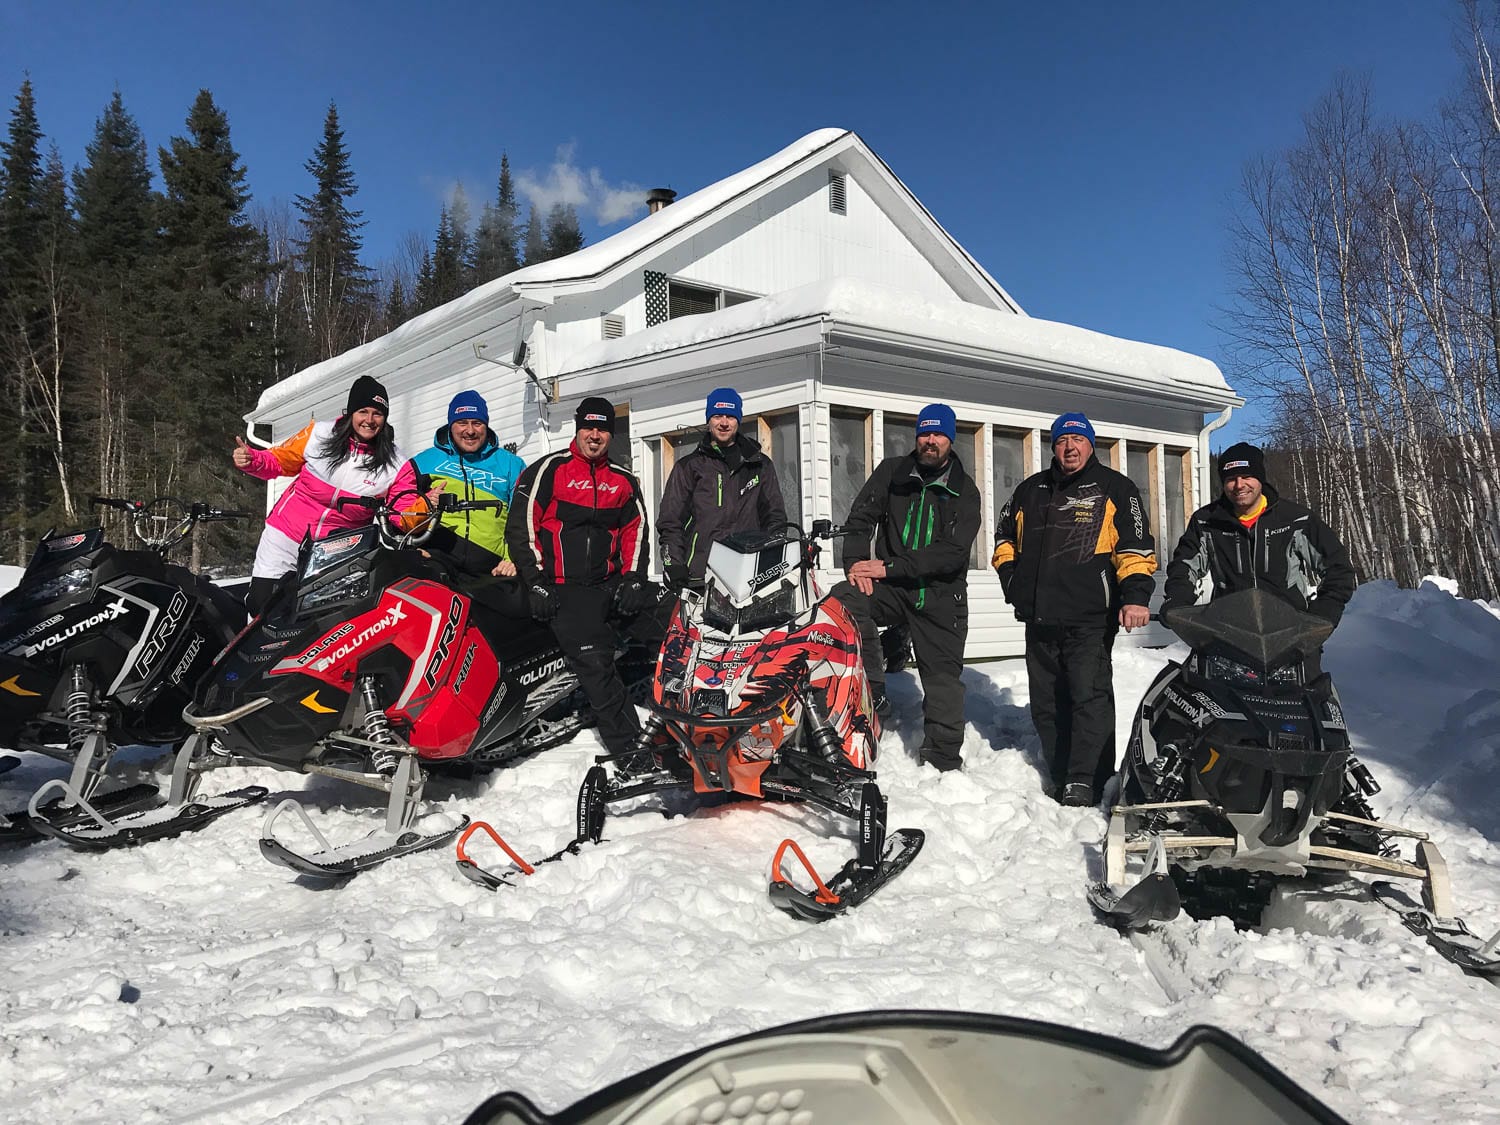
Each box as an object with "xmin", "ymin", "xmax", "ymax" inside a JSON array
[
  {"xmin": 1049, "ymin": 411, "xmax": 1095, "ymax": 447},
  {"xmin": 449, "ymin": 390, "xmax": 489, "ymax": 425},
  {"xmin": 916, "ymin": 403, "xmax": 956, "ymax": 442},
  {"xmin": 706, "ymin": 387, "xmax": 742, "ymax": 420}
]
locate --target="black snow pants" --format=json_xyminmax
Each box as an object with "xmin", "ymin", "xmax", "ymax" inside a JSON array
[
  {"xmin": 834, "ymin": 580, "xmax": 968, "ymax": 771},
  {"xmin": 550, "ymin": 581, "xmax": 657, "ymax": 756},
  {"xmin": 1024, "ymin": 623, "xmax": 1117, "ymax": 793}
]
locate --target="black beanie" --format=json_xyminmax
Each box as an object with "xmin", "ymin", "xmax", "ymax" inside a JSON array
[
  {"xmin": 346, "ymin": 375, "xmax": 390, "ymax": 416},
  {"xmin": 574, "ymin": 396, "xmax": 616, "ymax": 433},
  {"xmin": 1219, "ymin": 442, "xmax": 1266, "ymax": 485}
]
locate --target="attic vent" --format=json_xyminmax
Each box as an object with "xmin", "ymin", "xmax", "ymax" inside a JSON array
[
  {"xmin": 601, "ymin": 314, "xmax": 625, "ymax": 340},
  {"xmin": 828, "ymin": 170, "xmax": 847, "ymax": 215}
]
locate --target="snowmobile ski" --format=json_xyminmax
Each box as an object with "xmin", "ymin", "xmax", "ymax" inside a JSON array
[
  {"xmin": 1088, "ymin": 834, "xmax": 1182, "ymax": 930},
  {"xmin": 259, "ymin": 796, "xmax": 469, "ymax": 878},
  {"xmin": 1371, "ymin": 881, "xmax": 1500, "ymax": 981},
  {"xmin": 453, "ymin": 819, "xmax": 591, "ymax": 889},
  {"xmin": 26, "ymin": 781, "xmax": 268, "ymax": 850},
  {"xmin": 768, "ymin": 828, "xmax": 925, "ymax": 923},
  {"xmin": 4, "ymin": 781, "xmax": 171, "ymax": 846}
]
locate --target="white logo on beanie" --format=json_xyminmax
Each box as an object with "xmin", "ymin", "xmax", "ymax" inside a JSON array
[
  {"xmin": 712, "ymin": 402, "xmax": 736, "ymax": 411},
  {"xmin": 455, "ymin": 405, "xmax": 478, "ymax": 415},
  {"xmin": 918, "ymin": 418, "xmax": 942, "ymax": 429},
  {"xmin": 584, "ymin": 413, "xmax": 608, "ymax": 423},
  {"xmin": 1224, "ymin": 459, "xmax": 1250, "ymax": 470},
  {"xmin": 1061, "ymin": 420, "xmax": 1084, "ymax": 430}
]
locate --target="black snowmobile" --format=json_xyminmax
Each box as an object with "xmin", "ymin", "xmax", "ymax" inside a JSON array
[
  {"xmin": 0, "ymin": 497, "xmax": 263, "ymax": 844},
  {"xmin": 120, "ymin": 491, "xmax": 659, "ymax": 877},
  {"xmin": 1088, "ymin": 588, "xmax": 1499, "ymax": 978}
]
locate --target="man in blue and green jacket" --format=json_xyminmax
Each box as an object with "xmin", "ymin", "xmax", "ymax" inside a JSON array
[
  {"xmin": 402, "ymin": 390, "xmax": 525, "ymax": 578},
  {"xmin": 837, "ymin": 403, "xmax": 982, "ymax": 772}
]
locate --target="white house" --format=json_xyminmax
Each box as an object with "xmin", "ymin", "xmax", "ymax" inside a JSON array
[{"xmin": 247, "ymin": 128, "xmax": 1241, "ymax": 658}]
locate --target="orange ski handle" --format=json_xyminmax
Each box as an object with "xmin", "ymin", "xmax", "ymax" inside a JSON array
[
  {"xmin": 770, "ymin": 838, "xmax": 841, "ymax": 906},
  {"xmin": 456, "ymin": 820, "xmax": 536, "ymax": 876}
]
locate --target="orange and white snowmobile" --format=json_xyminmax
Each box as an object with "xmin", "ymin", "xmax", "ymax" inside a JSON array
[{"xmin": 457, "ymin": 520, "xmax": 924, "ymax": 921}]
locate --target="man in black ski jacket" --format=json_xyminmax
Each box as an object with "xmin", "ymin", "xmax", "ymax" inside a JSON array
[
  {"xmin": 992, "ymin": 412, "xmax": 1156, "ymax": 806},
  {"xmin": 657, "ymin": 387, "xmax": 787, "ymax": 590},
  {"xmin": 836, "ymin": 403, "xmax": 982, "ymax": 773},
  {"xmin": 1161, "ymin": 442, "xmax": 1355, "ymax": 669}
]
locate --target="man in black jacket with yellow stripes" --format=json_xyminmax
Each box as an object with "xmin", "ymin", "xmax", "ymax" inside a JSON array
[
  {"xmin": 837, "ymin": 404, "xmax": 982, "ymax": 773},
  {"xmin": 993, "ymin": 412, "xmax": 1156, "ymax": 806}
]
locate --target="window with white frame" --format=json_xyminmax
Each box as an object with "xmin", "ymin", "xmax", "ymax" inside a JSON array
[
  {"xmin": 667, "ymin": 280, "xmax": 756, "ymax": 320},
  {"xmin": 830, "ymin": 408, "xmax": 871, "ymax": 568},
  {"xmin": 757, "ymin": 412, "xmax": 802, "ymax": 530},
  {"xmin": 1163, "ymin": 446, "xmax": 1192, "ymax": 557}
]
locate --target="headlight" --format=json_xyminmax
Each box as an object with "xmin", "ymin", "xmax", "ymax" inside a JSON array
[
  {"xmin": 701, "ymin": 583, "xmax": 795, "ymax": 633},
  {"xmin": 9, "ymin": 565, "xmax": 92, "ymax": 609},
  {"xmin": 297, "ymin": 568, "xmax": 370, "ymax": 614}
]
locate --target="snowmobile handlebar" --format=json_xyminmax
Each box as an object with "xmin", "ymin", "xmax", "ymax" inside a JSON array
[{"xmin": 92, "ymin": 496, "xmax": 248, "ymax": 553}]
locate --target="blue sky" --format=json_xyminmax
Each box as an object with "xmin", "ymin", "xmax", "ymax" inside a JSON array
[{"xmin": 0, "ymin": 1, "xmax": 1471, "ymax": 443}]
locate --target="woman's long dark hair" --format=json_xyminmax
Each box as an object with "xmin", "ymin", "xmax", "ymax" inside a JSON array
[{"xmin": 318, "ymin": 413, "xmax": 399, "ymax": 473}]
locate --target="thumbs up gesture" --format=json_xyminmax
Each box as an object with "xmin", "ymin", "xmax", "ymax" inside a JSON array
[{"xmin": 233, "ymin": 435, "xmax": 252, "ymax": 470}]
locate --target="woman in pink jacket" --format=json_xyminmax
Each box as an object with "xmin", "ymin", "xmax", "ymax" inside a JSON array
[{"xmin": 233, "ymin": 376, "xmax": 408, "ymax": 613}]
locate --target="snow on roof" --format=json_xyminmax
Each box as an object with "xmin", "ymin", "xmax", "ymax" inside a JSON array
[
  {"xmin": 252, "ymin": 129, "xmax": 853, "ymax": 419},
  {"xmin": 558, "ymin": 277, "xmax": 1231, "ymax": 394},
  {"xmin": 502, "ymin": 129, "xmax": 851, "ymax": 286}
]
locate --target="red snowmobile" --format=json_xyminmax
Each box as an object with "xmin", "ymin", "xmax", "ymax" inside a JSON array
[
  {"xmin": 49, "ymin": 492, "xmax": 655, "ymax": 876},
  {"xmin": 457, "ymin": 521, "xmax": 925, "ymax": 921}
]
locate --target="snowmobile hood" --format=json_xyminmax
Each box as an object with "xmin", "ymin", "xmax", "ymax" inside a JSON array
[
  {"xmin": 1168, "ymin": 587, "xmax": 1333, "ymax": 668},
  {"xmin": 463, "ymin": 1008, "xmax": 1347, "ymax": 1125}
]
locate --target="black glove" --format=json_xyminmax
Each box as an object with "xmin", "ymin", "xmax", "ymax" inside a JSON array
[
  {"xmin": 614, "ymin": 577, "xmax": 653, "ymax": 616},
  {"xmin": 664, "ymin": 564, "xmax": 689, "ymax": 590},
  {"xmin": 528, "ymin": 583, "xmax": 557, "ymax": 622}
]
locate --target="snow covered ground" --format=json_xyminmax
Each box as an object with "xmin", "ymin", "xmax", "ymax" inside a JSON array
[{"xmin": 2, "ymin": 578, "xmax": 1499, "ymax": 1124}]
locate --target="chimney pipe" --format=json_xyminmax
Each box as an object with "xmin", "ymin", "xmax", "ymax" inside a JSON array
[{"xmin": 646, "ymin": 187, "xmax": 677, "ymax": 215}]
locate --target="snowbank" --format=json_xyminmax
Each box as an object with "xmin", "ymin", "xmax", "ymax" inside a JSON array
[
  {"xmin": 1, "ymin": 580, "xmax": 1498, "ymax": 1123},
  {"xmin": 0, "ymin": 565, "xmax": 22, "ymax": 596}
]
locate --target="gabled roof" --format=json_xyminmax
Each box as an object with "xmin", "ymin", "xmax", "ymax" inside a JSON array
[{"xmin": 254, "ymin": 129, "xmax": 1020, "ymax": 418}]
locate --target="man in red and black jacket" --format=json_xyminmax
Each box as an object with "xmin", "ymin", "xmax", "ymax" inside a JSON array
[{"xmin": 506, "ymin": 397, "xmax": 654, "ymax": 756}]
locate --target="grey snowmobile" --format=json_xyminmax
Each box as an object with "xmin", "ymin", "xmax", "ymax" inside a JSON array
[
  {"xmin": 1088, "ymin": 588, "xmax": 1498, "ymax": 979},
  {"xmin": 462, "ymin": 1009, "xmax": 1349, "ymax": 1125}
]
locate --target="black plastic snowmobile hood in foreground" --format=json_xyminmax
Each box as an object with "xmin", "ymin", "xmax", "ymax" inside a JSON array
[
  {"xmin": 1167, "ymin": 588, "xmax": 1333, "ymax": 668},
  {"xmin": 463, "ymin": 1009, "xmax": 1348, "ymax": 1125}
]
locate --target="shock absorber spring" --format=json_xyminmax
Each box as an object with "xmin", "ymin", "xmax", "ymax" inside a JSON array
[
  {"xmin": 64, "ymin": 666, "xmax": 95, "ymax": 753},
  {"xmin": 359, "ymin": 676, "xmax": 396, "ymax": 744}
]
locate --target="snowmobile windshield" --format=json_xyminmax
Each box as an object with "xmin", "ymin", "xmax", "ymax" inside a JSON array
[
  {"xmin": 464, "ymin": 1009, "xmax": 1347, "ymax": 1125},
  {"xmin": 25, "ymin": 528, "xmax": 105, "ymax": 574},
  {"xmin": 299, "ymin": 526, "xmax": 379, "ymax": 584},
  {"xmin": 1168, "ymin": 588, "xmax": 1333, "ymax": 670},
  {"xmin": 706, "ymin": 533, "xmax": 800, "ymax": 605}
]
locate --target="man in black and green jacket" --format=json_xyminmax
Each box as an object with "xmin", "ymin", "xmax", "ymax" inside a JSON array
[
  {"xmin": 992, "ymin": 411, "xmax": 1156, "ymax": 806},
  {"xmin": 657, "ymin": 387, "xmax": 787, "ymax": 590},
  {"xmin": 837, "ymin": 403, "xmax": 982, "ymax": 772}
]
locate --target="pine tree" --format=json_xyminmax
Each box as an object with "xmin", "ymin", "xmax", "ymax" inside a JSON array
[
  {"xmin": 293, "ymin": 102, "xmax": 373, "ymax": 362},
  {"xmin": 521, "ymin": 203, "xmax": 546, "ymax": 266},
  {"xmin": 71, "ymin": 90, "xmax": 160, "ymax": 511},
  {"xmin": 413, "ymin": 247, "xmax": 435, "ymax": 314},
  {"xmin": 544, "ymin": 203, "xmax": 585, "ymax": 258},
  {"xmin": 157, "ymin": 90, "xmax": 272, "ymax": 560},
  {"xmin": 0, "ymin": 79, "xmax": 49, "ymax": 557},
  {"xmin": 448, "ymin": 183, "xmax": 472, "ymax": 279},
  {"xmin": 429, "ymin": 204, "xmax": 465, "ymax": 306},
  {"xmin": 471, "ymin": 154, "xmax": 520, "ymax": 284},
  {"xmin": 384, "ymin": 277, "xmax": 408, "ymax": 329}
]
